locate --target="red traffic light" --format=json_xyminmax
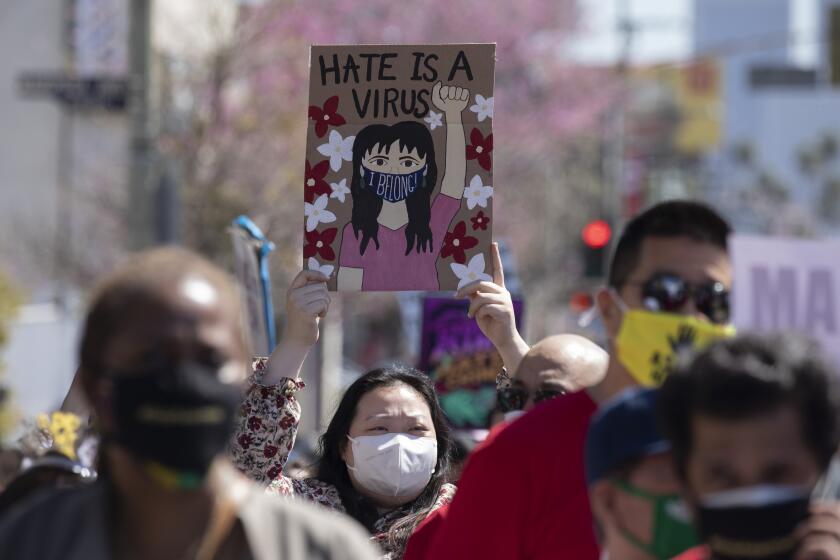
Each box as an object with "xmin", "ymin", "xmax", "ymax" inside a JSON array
[
  {"xmin": 582, "ymin": 220, "xmax": 611, "ymax": 249},
  {"xmin": 570, "ymin": 291, "xmax": 594, "ymax": 313}
]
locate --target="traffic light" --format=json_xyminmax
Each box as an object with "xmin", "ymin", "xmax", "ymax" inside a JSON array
[{"xmin": 581, "ymin": 219, "xmax": 611, "ymax": 278}]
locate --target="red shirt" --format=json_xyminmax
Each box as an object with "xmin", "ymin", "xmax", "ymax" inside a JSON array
[{"xmin": 415, "ymin": 391, "xmax": 599, "ymax": 560}]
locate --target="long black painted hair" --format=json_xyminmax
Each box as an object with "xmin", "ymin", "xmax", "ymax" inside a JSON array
[
  {"xmin": 315, "ymin": 364, "xmax": 452, "ymax": 554},
  {"xmin": 350, "ymin": 122, "xmax": 438, "ymax": 256}
]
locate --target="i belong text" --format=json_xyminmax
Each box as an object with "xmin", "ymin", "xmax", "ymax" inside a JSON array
[{"xmin": 318, "ymin": 50, "xmax": 474, "ymax": 119}]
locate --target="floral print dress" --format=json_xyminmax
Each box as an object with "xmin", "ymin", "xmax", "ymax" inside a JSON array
[{"xmin": 229, "ymin": 358, "xmax": 456, "ymax": 559}]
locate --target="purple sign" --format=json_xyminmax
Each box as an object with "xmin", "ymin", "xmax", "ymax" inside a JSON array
[{"xmin": 419, "ymin": 297, "xmax": 524, "ymax": 429}]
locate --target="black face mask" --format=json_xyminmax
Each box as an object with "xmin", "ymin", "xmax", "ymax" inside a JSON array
[
  {"xmin": 109, "ymin": 362, "xmax": 241, "ymax": 490},
  {"xmin": 696, "ymin": 485, "xmax": 811, "ymax": 560}
]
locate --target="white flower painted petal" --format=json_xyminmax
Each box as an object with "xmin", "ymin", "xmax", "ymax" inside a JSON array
[
  {"xmin": 450, "ymin": 262, "xmax": 469, "ymax": 279},
  {"xmin": 308, "ymin": 257, "xmax": 335, "ymax": 277},
  {"xmin": 316, "ymin": 143, "xmax": 333, "ymax": 157},
  {"xmin": 330, "ymin": 179, "xmax": 350, "ymax": 203},
  {"xmin": 469, "ymin": 175, "xmax": 483, "ymax": 189},
  {"xmin": 314, "ymin": 194, "xmax": 329, "ymax": 210},
  {"xmin": 468, "ymin": 253, "xmax": 487, "ymax": 274},
  {"xmin": 305, "ymin": 214, "xmax": 319, "ymax": 232},
  {"xmin": 319, "ymin": 208, "xmax": 336, "ymax": 224}
]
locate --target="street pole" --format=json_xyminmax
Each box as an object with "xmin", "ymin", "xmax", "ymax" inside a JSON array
[
  {"xmin": 128, "ymin": 0, "xmax": 155, "ymax": 249},
  {"xmin": 318, "ymin": 296, "xmax": 343, "ymax": 431}
]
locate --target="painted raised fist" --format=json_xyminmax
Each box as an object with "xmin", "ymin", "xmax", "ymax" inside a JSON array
[{"xmin": 432, "ymin": 81, "xmax": 470, "ymax": 114}]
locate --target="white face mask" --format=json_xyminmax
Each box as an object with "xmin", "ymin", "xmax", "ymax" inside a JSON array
[
  {"xmin": 346, "ymin": 433, "xmax": 437, "ymax": 498},
  {"xmin": 503, "ymin": 410, "xmax": 525, "ymax": 423}
]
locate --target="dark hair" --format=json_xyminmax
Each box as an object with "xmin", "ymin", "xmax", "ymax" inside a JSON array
[
  {"xmin": 608, "ymin": 200, "xmax": 731, "ymax": 289},
  {"xmin": 350, "ymin": 122, "xmax": 438, "ymax": 256},
  {"xmin": 659, "ymin": 333, "xmax": 840, "ymax": 480},
  {"xmin": 315, "ymin": 364, "xmax": 451, "ymax": 553}
]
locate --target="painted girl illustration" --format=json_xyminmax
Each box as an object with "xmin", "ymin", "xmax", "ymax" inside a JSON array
[{"xmin": 337, "ymin": 82, "xmax": 469, "ymax": 290}]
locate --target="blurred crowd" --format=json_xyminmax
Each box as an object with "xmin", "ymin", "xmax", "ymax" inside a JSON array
[{"xmin": 0, "ymin": 199, "xmax": 838, "ymax": 560}]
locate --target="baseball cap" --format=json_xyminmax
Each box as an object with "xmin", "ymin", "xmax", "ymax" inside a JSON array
[{"xmin": 585, "ymin": 387, "xmax": 670, "ymax": 486}]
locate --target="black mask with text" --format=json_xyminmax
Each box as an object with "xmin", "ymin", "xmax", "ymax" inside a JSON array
[{"xmin": 109, "ymin": 362, "xmax": 241, "ymax": 490}]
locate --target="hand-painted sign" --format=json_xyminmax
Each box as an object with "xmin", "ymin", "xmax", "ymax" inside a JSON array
[
  {"xmin": 419, "ymin": 297, "xmax": 523, "ymax": 429},
  {"xmin": 303, "ymin": 44, "xmax": 496, "ymax": 291}
]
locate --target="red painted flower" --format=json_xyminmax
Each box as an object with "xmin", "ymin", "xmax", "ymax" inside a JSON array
[
  {"xmin": 304, "ymin": 227, "xmax": 337, "ymax": 260},
  {"xmin": 471, "ymin": 211, "xmax": 490, "ymax": 231},
  {"xmin": 466, "ymin": 128, "xmax": 493, "ymax": 171},
  {"xmin": 247, "ymin": 416, "xmax": 262, "ymax": 432},
  {"xmin": 267, "ymin": 466, "xmax": 281, "ymax": 480},
  {"xmin": 263, "ymin": 444, "xmax": 279, "ymax": 458},
  {"xmin": 308, "ymin": 95, "xmax": 346, "ymax": 138},
  {"xmin": 441, "ymin": 221, "xmax": 479, "ymax": 264},
  {"xmin": 279, "ymin": 415, "xmax": 295, "ymax": 430},
  {"xmin": 237, "ymin": 433, "xmax": 253, "ymax": 450},
  {"xmin": 305, "ymin": 160, "xmax": 331, "ymax": 203},
  {"xmin": 275, "ymin": 395, "xmax": 286, "ymax": 409}
]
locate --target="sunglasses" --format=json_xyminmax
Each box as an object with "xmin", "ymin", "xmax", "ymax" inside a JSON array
[
  {"xmin": 632, "ymin": 272, "xmax": 730, "ymax": 324},
  {"xmin": 497, "ymin": 386, "xmax": 567, "ymax": 413}
]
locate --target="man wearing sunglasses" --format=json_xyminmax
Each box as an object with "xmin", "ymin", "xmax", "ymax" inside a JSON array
[
  {"xmin": 416, "ymin": 200, "xmax": 736, "ymax": 560},
  {"xmin": 496, "ymin": 334, "xmax": 609, "ymax": 423}
]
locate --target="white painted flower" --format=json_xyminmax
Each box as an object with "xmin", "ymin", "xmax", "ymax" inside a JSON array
[
  {"xmin": 308, "ymin": 257, "xmax": 335, "ymax": 278},
  {"xmin": 317, "ymin": 130, "xmax": 355, "ymax": 172},
  {"xmin": 424, "ymin": 110, "xmax": 443, "ymax": 130},
  {"xmin": 329, "ymin": 178, "xmax": 350, "ymax": 203},
  {"xmin": 450, "ymin": 253, "xmax": 493, "ymax": 289},
  {"xmin": 304, "ymin": 194, "xmax": 336, "ymax": 232},
  {"xmin": 463, "ymin": 175, "xmax": 493, "ymax": 210},
  {"xmin": 469, "ymin": 94, "xmax": 494, "ymax": 122}
]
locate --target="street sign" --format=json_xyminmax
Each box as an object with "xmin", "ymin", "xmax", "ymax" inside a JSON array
[{"xmin": 17, "ymin": 72, "xmax": 129, "ymax": 110}]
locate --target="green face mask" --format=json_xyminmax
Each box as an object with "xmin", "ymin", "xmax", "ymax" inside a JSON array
[{"xmin": 612, "ymin": 479, "xmax": 699, "ymax": 559}]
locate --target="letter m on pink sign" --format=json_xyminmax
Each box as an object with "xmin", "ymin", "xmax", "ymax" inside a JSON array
[{"xmin": 751, "ymin": 266, "xmax": 797, "ymax": 329}]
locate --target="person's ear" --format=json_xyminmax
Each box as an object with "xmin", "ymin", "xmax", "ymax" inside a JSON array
[
  {"xmin": 590, "ymin": 480, "xmax": 621, "ymax": 531},
  {"xmin": 597, "ymin": 288, "xmax": 623, "ymax": 340},
  {"xmin": 340, "ymin": 436, "xmax": 353, "ymax": 467}
]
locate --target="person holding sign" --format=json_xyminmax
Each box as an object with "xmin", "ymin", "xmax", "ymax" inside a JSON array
[
  {"xmin": 337, "ymin": 82, "xmax": 470, "ymax": 291},
  {"xmin": 231, "ymin": 269, "xmax": 452, "ymax": 559},
  {"xmin": 230, "ymin": 244, "xmax": 529, "ymax": 559}
]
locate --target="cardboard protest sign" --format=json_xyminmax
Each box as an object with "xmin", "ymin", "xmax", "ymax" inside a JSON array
[
  {"xmin": 230, "ymin": 216, "xmax": 277, "ymax": 356},
  {"xmin": 419, "ymin": 297, "xmax": 523, "ymax": 429},
  {"xmin": 732, "ymin": 235, "xmax": 840, "ymax": 366},
  {"xmin": 303, "ymin": 44, "xmax": 496, "ymax": 291}
]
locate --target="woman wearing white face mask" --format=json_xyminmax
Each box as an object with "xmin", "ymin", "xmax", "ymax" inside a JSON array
[{"xmin": 230, "ymin": 269, "xmax": 459, "ymax": 559}]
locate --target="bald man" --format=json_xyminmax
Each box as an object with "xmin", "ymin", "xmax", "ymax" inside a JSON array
[
  {"xmin": 0, "ymin": 248, "xmax": 375, "ymax": 560},
  {"xmin": 499, "ymin": 334, "xmax": 609, "ymax": 420}
]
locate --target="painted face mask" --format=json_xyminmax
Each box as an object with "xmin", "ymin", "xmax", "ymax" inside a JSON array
[
  {"xmin": 109, "ymin": 362, "xmax": 241, "ymax": 490},
  {"xmin": 696, "ymin": 485, "xmax": 811, "ymax": 560},
  {"xmin": 361, "ymin": 165, "xmax": 427, "ymax": 203},
  {"xmin": 613, "ymin": 479, "xmax": 699, "ymax": 559},
  {"xmin": 611, "ymin": 291, "xmax": 736, "ymax": 387},
  {"xmin": 346, "ymin": 433, "xmax": 437, "ymax": 497}
]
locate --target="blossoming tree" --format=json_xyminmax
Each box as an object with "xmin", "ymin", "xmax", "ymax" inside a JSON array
[{"xmin": 162, "ymin": 0, "xmax": 617, "ymax": 340}]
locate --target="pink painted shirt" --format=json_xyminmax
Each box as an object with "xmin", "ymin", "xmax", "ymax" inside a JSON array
[{"xmin": 339, "ymin": 194, "xmax": 461, "ymax": 291}]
